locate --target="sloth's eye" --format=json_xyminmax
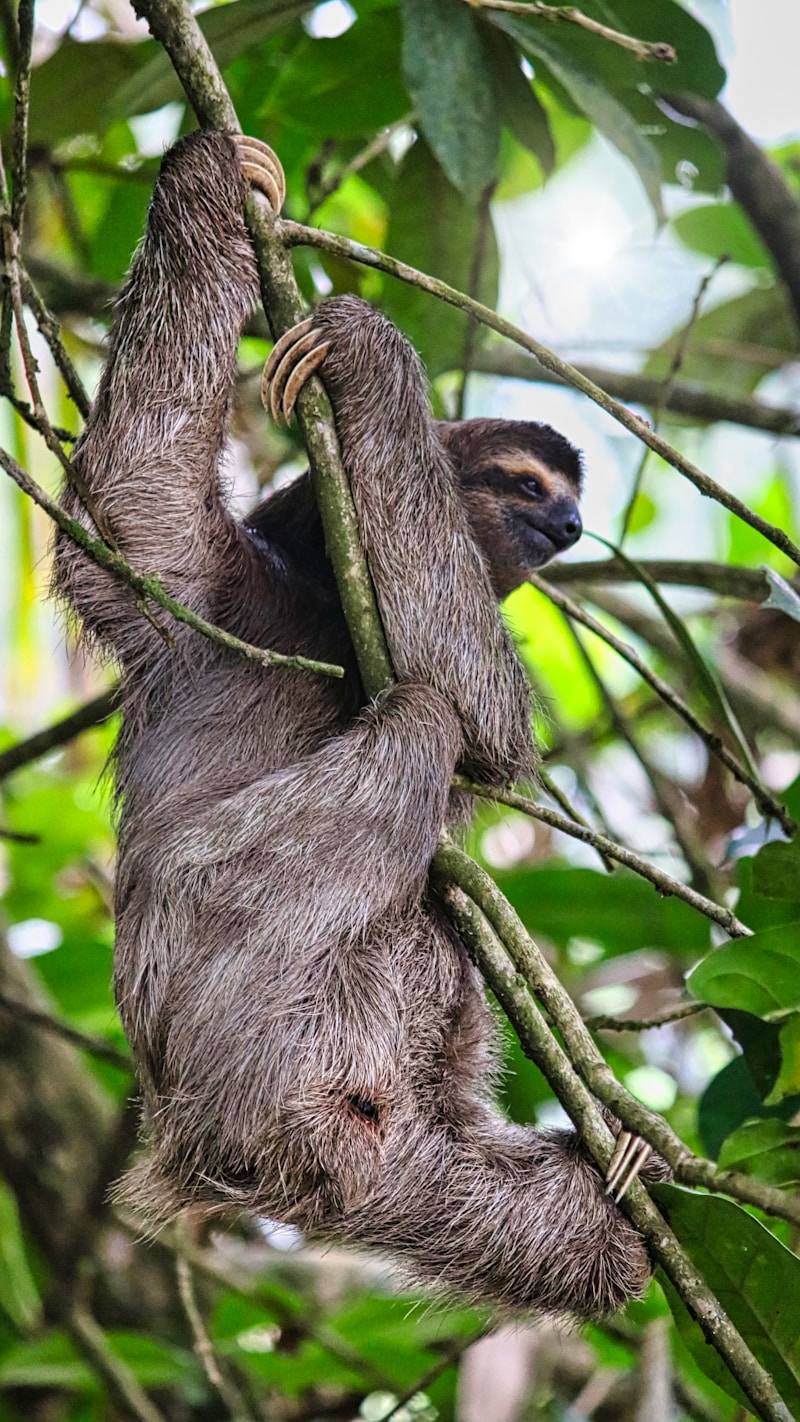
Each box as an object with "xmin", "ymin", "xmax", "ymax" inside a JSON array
[{"xmin": 521, "ymin": 477, "xmax": 543, "ymax": 499}]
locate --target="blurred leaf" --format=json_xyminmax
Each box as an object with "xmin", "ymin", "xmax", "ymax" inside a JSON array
[
  {"xmin": 481, "ymin": 29, "xmax": 555, "ymax": 176},
  {"xmin": 0, "ymin": 1182, "xmax": 41, "ymax": 1332},
  {"xmin": 752, "ymin": 836, "xmax": 800, "ymax": 900},
  {"xmin": 687, "ymin": 922, "xmax": 800, "ymax": 1020},
  {"xmin": 655, "ymin": 1185, "xmax": 800, "ymax": 1414},
  {"xmin": 646, "ymin": 286, "xmax": 796, "ymax": 396},
  {"xmin": 264, "ymin": 11, "xmax": 407, "ymax": 138},
  {"xmin": 0, "ymin": 1331, "xmax": 197, "ymax": 1393},
  {"xmin": 496, "ymin": 865, "xmax": 709, "ymax": 957},
  {"xmin": 765, "ymin": 1014, "xmax": 800, "ymax": 1105},
  {"xmin": 115, "ymin": 0, "xmax": 312, "ymax": 123},
  {"xmin": 674, "ymin": 202, "xmax": 770, "ymax": 268},
  {"xmin": 764, "ymin": 568, "xmax": 800, "ymax": 625},
  {"xmin": 488, "ymin": 13, "xmax": 664, "ymax": 220},
  {"xmin": 29, "ymin": 0, "xmax": 310, "ymax": 141},
  {"xmin": 383, "ymin": 139, "xmax": 499, "ymax": 375},
  {"xmin": 719, "ymin": 1008, "xmax": 782, "ymax": 1099},
  {"xmin": 698, "ymin": 1054, "xmax": 768, "ymax": 1158},
  {"xmin": 400, "ymin": 0, "xmax": 500, "ymax": 200},
  {"xmin": 718, "ymin": 1118, "xmax": 800, "ymax": 1186}
]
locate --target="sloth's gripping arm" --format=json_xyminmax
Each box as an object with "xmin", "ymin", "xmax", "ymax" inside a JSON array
[
  {"xmin": 54, "ymin": 131, "xmax": 283, "ymax": 665},
  {"xmin": 263, "ymin": 296, "xmax": 533, "ymax": 783}
]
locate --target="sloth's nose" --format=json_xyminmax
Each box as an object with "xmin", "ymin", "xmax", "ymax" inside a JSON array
[{"xmin": 549, "ymin": 504, "xmax": 583, "ymax": 549}]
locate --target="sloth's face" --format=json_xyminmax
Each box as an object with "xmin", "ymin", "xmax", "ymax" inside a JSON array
[{"xmin": 477, "ymin": 451, "xmax": 583, "ymax": 571}]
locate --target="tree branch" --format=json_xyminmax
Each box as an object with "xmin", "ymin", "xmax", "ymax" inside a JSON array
[
  {"xmin": 453, "ymin": 775, "xmax": 749, "ymax": 936},
  {"xmin": 0, "ymin": 688, "xmax": 120, "ymax": 781},
  {"xmin": 464, "ymin": 0, "xmax": 676, "ymax": 63},
  {"xmin": 0, "ymin": 447, "xmax": 344, "ymax": 680},
  {"xmin": 666, "ymin": 94, "xmax": 800, "ymax": 329},
  {"xmin": 433, "ymin": 865, "xmax": 793, "ymax": 1422},
  {"xmin": 282, "ymin": 219, "xmax": 800, "ymax": 567},
  {"xmin": 472, "ymin": 347, "xmax": 800, "ymax": 437},
  {"xmin": 545, "ymin": 558, "xmax": 773, "ymax": 601},
  {"xmin": 530, "ymin": 572, "xmax": 794, "ymax": 834}
]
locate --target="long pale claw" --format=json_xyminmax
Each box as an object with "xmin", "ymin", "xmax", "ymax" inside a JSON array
[
  {"xmin": 260, "ymin": 318, "xmax": 330, "ymax": 425},
  {"xmin": 605, "ymin": 1131, "xmax": 652, "ymax": 1203},
  {"xmin": 232, "ymin": 134, "xmax": 285, "ymax": 213}
]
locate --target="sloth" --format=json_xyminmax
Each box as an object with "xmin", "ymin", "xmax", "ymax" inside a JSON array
[{"xmin": 55, "ymin": 129, "xmax": 660, "ymax": 1317}]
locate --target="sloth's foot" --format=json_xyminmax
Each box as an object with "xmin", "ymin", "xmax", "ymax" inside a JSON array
[
  {"xmin": 232, "ymin": 133, "xmax": 285, "ymax": 214},
  {"xmin": 261, "ymin": 317, "xmax": 330, "ymax": 424},
  {"xmin": 605, "ymin": 1130, "xmax": 652, "ymax": 1203}
]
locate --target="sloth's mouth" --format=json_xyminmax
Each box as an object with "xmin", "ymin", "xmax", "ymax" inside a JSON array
[{"xmin": 517, "ymin": 514, "xmax": 557, "ymax": 568}]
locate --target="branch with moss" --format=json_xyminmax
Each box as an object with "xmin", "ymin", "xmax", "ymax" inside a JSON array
[
  {"xmin": 434, "ymin": 865, "xmax": 794, "ymax": 1422},
  {"xmin": 0, "ymin": 447, "xmax": 343, "ymax": 680},
  {"xmin": 282, "ymin": 220, "xmax": 800, "ymax": 568}
]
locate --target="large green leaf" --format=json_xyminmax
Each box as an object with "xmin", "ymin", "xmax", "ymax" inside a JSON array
[
  {"xmin": 496, "ymin": 865, "xmax": 709, "ymax": 957},
  {"xmin": 718, "ymin": 1119, "xmax": 800, "ymax": 1186},
  {"xmin": 262, "ymin": 11, "xmax": 408, "ymax": 139},
  {"xmin": 383, "ymin": 139, "xmax": 499, "ymax": 376},
  {"xmin": 400, "ymin": 0, "xmax": 501, "ymax": 200},
  {"xmin": 488, "ymin": 12, "xmax": 664, "ymax": 220},
  {"xmin": 674, "ymin": 202, "xmax": 771, "ymax": 269},
  {"xmin": 481, "ymin": 28, "xmax": 555, "ymax": 176},
  {"xmin": 687, "ymin": 922, "xmax": 800, "ymax": 1020},
  {"xmin": 655, "ymin": 1185, "xmax": 800, "ymax": 1415}
]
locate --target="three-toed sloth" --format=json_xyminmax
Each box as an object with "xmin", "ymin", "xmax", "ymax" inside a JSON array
[{"xmin": 55, "ymin": 130, "xmax": 660, "ymax": 1318}]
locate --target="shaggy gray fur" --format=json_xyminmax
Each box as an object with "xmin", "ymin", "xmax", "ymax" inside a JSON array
[{"xmin": 54, "ymin": 131, "xmax": 657, "ymax": 1317}]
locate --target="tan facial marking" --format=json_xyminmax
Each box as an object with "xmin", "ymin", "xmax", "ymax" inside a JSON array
[{"xmin": 489, "ymin": 453, "xmax": 577, "ymax": 500}]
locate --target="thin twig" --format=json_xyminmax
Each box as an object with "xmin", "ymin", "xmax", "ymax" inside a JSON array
[
  {"xmin": 0, "ymin": 687, "xmax": 120, "ymax": 781},
  {"xmin": 0, "ymin": 446, "xmax": 344, "ymax": 679},
  {"xmin": 472, "ymin": 346, "xmax": 800, "ymax": 436},
  {"xmin": 536, "ymin": 764, "xmax": 615, "ymax": 872},
  {"xmin": 282, "ymin": 220, "xmax": 800, "ymax": 567},
  {"xmin": 620, "ymin": 257, "xmax": 726, "ymax": 542},
  {"xmin": 21, "ymin": 265, "xmax": 91, "ymax": 417},
  {"xmin": 176, "ymin": 1245, "xmax": 254, "ymax": 1421},
  {"xmin": 530, "ymin": 573, "xmax": 794, "ymax": 834},
  {"xmin": 380, "ymin": 1325, "xmax": 490, "ymax": 1421},
  {"xmin": 0, "ymin": 991, "xmax": 131, "ymax": 1067},
  {"xmin": 453, "ymin": 776, "xmax": 749, "ymax": 936},
  {"xmin": 464, "ymin": 0, "xmax": 676, "ymax": 63},
  {"xmin": 68, "ymin": 1306, "xmax": 168, "ymax": 1422},
  {"xmin": 306, "ymin": 112, "xmax": 414, "ymax": 219},
  {"xmin": 585, "ymin": 1002, "xmax": 706, "ymax": 1033}
]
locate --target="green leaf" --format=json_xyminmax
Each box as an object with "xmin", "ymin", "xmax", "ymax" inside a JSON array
[
  {"xmin": 646, "ymin": 286, "xmax": 796, "ymax": 397},
  {"xmin": 763, "ymin": 568, "xmax": 800, "ymax": 626},
  {"xmin": 698, "ymin": 1055, "xmax": 770, "ymax": 1158},
  {"xmin": 752, "ymin": 837, "xmax": 800, "ymax": 901},
  {"xmin": 383, "ymin": 139, "xmax": 499, "ymax": 376},
  {"xmin": 481, "ymin": 29, "xmax": 555, "ymax": 176},
  {"xmin": 0, "ymin": 1183, "xmax": 41, "ymax": 1332},
  {"xmin": 655, "ymin": 1185, "xmax": 800, "ymax": 1415},
  {"xmin": 718, "ymin": 1118, "xmax": 800, "ymax": 1186},
  {"xmin": 263, "ymin": 11, "xmax": 408, "ymax": 139},
  {"xmin": 488, "ymin": 12, "xmax": 664, "ymax": 220},
  {"xmin": 687, "ymin": 922, "xmax": 800, "ymax": 1020},
  {"xmin": 496, "ymin": 865, "xmax": 709, "ymax": 957},
  {"xmin": 674, "ymin": 202, "xmax": 770, "ymax": 268},
  {"xmin": 400, "ymin": 0, "xmax": 501, "ymax": 199},
  {"xmin": 766, "ymin": 1014, "xmax": 800, "ymax": 1105}
]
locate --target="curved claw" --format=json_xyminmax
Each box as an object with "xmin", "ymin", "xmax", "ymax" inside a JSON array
[
  {"xmin": 232, "ymin": 134, "xmax": 286, "ymax": 213},
  {"xmin": 605, "ymin": 1131, "xmax": 652, "ymax": 1203},
  {"xmin": 261, "ymin": 318, "xmax": 330, "ymax": 424}
]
